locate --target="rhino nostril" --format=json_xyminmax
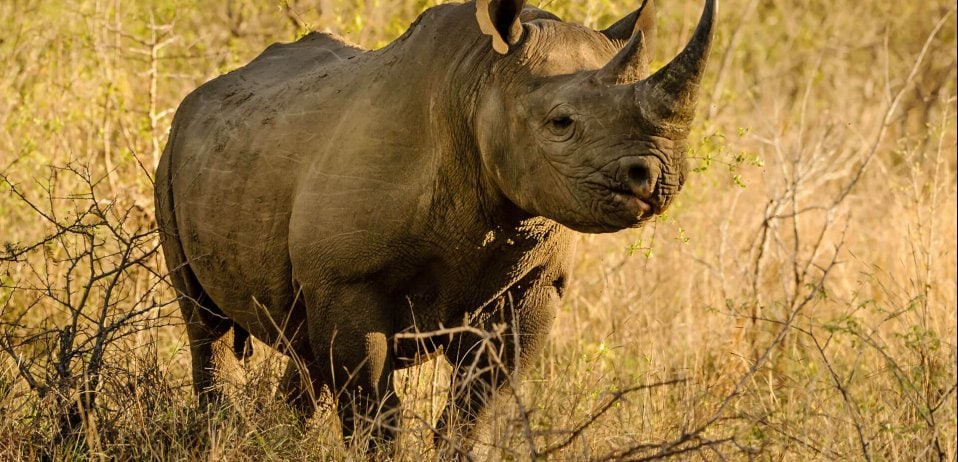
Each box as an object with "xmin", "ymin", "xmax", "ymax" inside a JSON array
[
  {"xmin": 628, "ymin": 164, "xmax": 650, "ymax": 185},
  {"xmin": 623, "ymin": 158, "xmax": 660, "ymax": 199}
]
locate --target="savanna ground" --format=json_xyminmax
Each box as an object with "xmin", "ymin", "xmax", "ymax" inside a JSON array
[{"xmin": 1, "ymin": 0, "xmax": 955, "ymax": 460}]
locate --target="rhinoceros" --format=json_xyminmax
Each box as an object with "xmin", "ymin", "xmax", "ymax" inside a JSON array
[{"xmin": 155, "ymin": 0, "xmax": 714, "ymax": 454}]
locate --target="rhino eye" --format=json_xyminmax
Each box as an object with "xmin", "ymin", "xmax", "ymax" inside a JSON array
[
  {"xmin": 547, "ymin": 115, "xmax": 575, "ymax": 139},
  {"xmin": 550, "ymin": 116, "xmax": 573, "ymax": 129}
]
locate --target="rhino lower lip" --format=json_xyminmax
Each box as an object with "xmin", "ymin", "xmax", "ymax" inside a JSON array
[{"xmin": 610, "ymin": 189, "xmax": 653, "ymax": 217}]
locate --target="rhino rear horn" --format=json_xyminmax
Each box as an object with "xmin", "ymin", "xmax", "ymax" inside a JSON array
[
  {"xmin": 601, "ymin": 0, "xmax": 656, "ymax": 45},
  {"xmin": 637, "ymin": 0, "xmax": 716, "ymax": 133},
  {"xmin": 477, "ymin": 0, "xmax": 526, "ymax": 54},
  {"xmin": 596, "ymin": 0, "xmax": 655, "ymax": 84}
]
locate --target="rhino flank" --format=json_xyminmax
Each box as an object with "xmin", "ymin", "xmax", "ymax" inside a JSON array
[{"xmin": 155, "ymin": 0, "xmax": 715, "ymax": 455}]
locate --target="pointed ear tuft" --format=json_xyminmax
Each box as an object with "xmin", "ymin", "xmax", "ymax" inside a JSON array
[{"xmin": 477, "ymin": 0, "xmax": 525, "ymax": 54}]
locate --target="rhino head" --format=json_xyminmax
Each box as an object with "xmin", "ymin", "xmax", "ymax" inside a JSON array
[{"xmin": 474, "ymin": 0, "xmax": 715, "ymax": 233}]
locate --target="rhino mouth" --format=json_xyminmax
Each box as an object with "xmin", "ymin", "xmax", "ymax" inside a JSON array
[
  {"xmin": 578, "ymin": 180, "xmax": 662, "ymax": 231},
  {"xmin": 610, "ymin": 186, "xmax": 655, "ymax": 215},
  {"xmin": 608, "ymin": 185, "xmax": 661, "ymax": 223}
]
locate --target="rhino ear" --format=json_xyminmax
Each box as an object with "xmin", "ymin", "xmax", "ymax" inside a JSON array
[
  {"xmin": 476, "ymin": 0, "xmax": 525, "ymax": 54},
  {"xmin": 601, "ymin": 0, "xmax": 656, "ymax": 57}
]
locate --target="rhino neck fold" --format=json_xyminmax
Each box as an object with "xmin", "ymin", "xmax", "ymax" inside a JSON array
[{"xmin": 372, "ymin": 2, "xmax": 531, "ymax": 234}]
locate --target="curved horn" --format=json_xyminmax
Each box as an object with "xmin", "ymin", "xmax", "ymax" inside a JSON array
[
  {"xmin": 601, "ymin": 0, "xmax": 655, "ymax": 42},
  {"xmin": 596, "ymin": 30, "xmax": 651, "ymax": 84},
  {"xmin": 637, "ymin": 0, "xmax": 716, "ymax": 133},
  {"xmin": 596, "ymin": 0, "xmax": 655, "ymax": 84}
]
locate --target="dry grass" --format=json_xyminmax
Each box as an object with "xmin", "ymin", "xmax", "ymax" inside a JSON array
[{"xmin": 1, "ymin": 0, "xmax": 955, "ymax": 460}]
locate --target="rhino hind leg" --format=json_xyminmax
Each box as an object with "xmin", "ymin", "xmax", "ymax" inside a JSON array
[
  {"xmin": 174, "ymin": 269, "xmax": 235, "ymax": 408},
  {"xmin": 162, "ymin": 232, "xmax": 236, "ymax": 407}
]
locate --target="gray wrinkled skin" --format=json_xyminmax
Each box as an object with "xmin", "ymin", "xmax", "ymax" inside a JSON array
[{"xmin": 154, "ymin": 0, "xmax": 714, "ymax": 456}]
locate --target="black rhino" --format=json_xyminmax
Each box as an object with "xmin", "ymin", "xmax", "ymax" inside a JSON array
[{"xmin": 154, "ymin": 0, "xmax": 715, "ymax": 455}]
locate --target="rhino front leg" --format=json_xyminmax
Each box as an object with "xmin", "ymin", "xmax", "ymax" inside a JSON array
[
  {"xmin": 331, "ymin": 331, "xmax": 401, "ymax": 452},
  {"xmin": 305, "ymin": 284, "xmax": 402, "ymax": 454},
  {"xmin": 277, "ymin": 355, "xmax": 328, "ymax": 422},
  {"xmin": 436, "ymin": 276, "xmax": 559, "ymax": 457}
]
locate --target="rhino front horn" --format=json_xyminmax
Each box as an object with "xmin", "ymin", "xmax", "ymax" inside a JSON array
[{"xmin": 636, "ymin": 0, "xmax": 716, "ymax": 133}]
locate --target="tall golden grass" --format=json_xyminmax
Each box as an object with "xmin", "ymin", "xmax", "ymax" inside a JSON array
[{"xmin": 1, "ymin": 0, "xmax": 955, "ymax": 460}]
